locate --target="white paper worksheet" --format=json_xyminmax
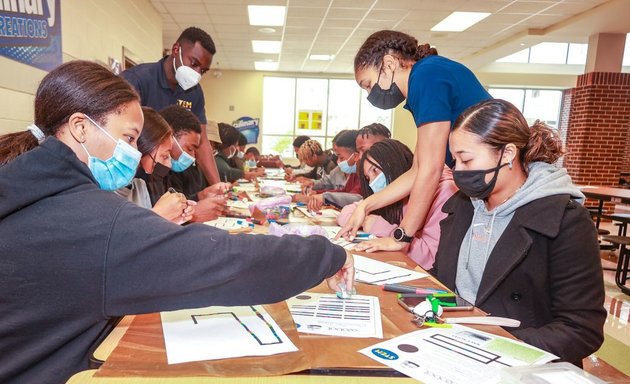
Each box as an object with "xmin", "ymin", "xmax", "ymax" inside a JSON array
[
  {"xmin": 359, "ymin": 325, "xmax": 558, "ymax": 384},
  {"xmin": 354, "ymin": 255, "xmax": 428, "ymax": 284},
  {"xmin": 226, "ymin": 199, "xmax": 250, "ymax": 209},
  {"xmin": 287, "ymin": 293, "xmax": 383, "ymax": 339},
  {"xmin": 320, "ymin": 226, "xmax": 356, "ymax": 250},
  {"xmin": 160, "ymin": 305, "xmax": 298, "ymax": 364},
  {"xmin": 204, "ymin": 217, "xmax": 251, "ymax": 231}
]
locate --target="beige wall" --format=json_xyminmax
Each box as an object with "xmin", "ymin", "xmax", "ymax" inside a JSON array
[
  {"xmin": 0, "ymin": 0, "xmax": 162, "ymax": 135},
  {"xmin": 201, "ymin": 70, "xmax": 421, "ymax": 151},
  {"xmin": 201, "ymin": 67, "xmax": 576, "ymax": 153}
]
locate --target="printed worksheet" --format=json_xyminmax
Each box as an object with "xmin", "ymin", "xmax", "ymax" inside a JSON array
[
  {"xmin": 320, "ymin": 226, "xmax": 356, "ymax": 250},
  {"xmin": 226, "ymin": 199, "xmax": 250, "ymax": 209},
  {"xmin": 161, "ymin": 305, "xmax": 298, "ymax": 364},
  {"xmin": 360, "ymin": 325, "xmax": 558, "ymax": 384},
  {"xmin": 287, "ymin": 293, "xmax": 383, "ymax": 338},
  {"xmin": 354, "ymin": 255, "xmax": 428, "ymax": 284},
  {"xmin": 204, "ymin": 217, "xmax": 251, "ymax": 231}
]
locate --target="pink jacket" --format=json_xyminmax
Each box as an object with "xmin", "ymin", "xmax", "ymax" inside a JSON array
[{"xmin": 337, "ymin": 167, "xmax": 457, "ymax": 270}]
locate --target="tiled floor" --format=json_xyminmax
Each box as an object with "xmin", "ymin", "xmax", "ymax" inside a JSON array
[{"xmin": 582, "ymin": 222, "xmax": 630, "ymax": 383}]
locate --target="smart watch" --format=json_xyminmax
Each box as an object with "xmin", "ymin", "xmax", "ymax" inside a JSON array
[{"xmin": 393, "ymin": 226, "xmax": 413, "ymax": 243}]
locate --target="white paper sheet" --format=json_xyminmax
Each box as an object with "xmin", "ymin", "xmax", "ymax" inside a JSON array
[
  {"xmin": 233, "ymin": 184, "xmax": 258, "ymax": 193},
  {"xmin": 226, "ymin": 200, "xmax": 250, "ymax": 209},
  {"xmin": 360, "ymin": 325, "xmax": 558, "ymax": 384},
  {"xmin": 331, "ymin": 237, "xmax": 356, "ymax": 250},
  {"xmin": 287, "ymin": 293, "xmax": 383, "ymax": 338},
  {"xmin": 204, "ymin": 217, "xmax": 251, "ymax": 231},
  {"xmin": 160, "ymin": 305, "xmax": 298, "ymax": 364},
  {"xmin": 354, "ymin": 255, "xmax": 428, "ymax": 284}
]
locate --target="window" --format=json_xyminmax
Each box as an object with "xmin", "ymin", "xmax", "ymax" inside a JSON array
[
  {"xmin": 496, "ymin": 42, "xmax": 588, "ymax": 65},
  {"xmin": 488, "ymin": 88, "xmax": 563, "ymax": 128},
  {"xmin": 261, "ymin": 77, "xmax": 392, "ymax": 156},
  {"xmin": 623, "ymin": 33, "xmax": 630, "ymax": 69}
]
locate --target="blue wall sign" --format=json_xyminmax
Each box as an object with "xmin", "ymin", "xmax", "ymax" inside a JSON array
[{"xmin": 0, "ymin": 0, "xmax": 62, "ymax": 71}]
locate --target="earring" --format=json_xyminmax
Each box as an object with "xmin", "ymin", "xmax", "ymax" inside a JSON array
[{"xmin": 508, "ymin": 160, "xmax": 513, "ymax": 169}]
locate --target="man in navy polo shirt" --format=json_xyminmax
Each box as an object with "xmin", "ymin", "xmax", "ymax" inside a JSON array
[{"xmin": 122, "ymin": 27, "xmax": 220, "ymax": 185}]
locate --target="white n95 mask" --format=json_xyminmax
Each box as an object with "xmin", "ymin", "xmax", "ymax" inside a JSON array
[{"xmin": 173, "ymin": 48, "xmax": 201, "ymax": 90}]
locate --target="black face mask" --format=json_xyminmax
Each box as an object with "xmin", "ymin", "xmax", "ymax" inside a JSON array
[
  {"xmin": 367, "ymin": 67, "xmax": 405, "ymax": 110},
  {"xmin": 452, "ymin": 147, "xmax": 508, "ymax": 199},
  {"xmin": 151, "ymin": 161, "xmax": 171, "ymax": 179}
]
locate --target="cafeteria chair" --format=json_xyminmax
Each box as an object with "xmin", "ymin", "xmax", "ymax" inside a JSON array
[{"xmin": 601, "ymin": 235, "xmax": 630, "ymax": 295}]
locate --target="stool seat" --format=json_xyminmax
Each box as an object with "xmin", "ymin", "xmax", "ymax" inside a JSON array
[
  {"xmin": 600, "ymin": 235, "xmax": 630, "ymax": 296},
  {"xmin": 601, "ymin": 235, "xmax": 630, "ymax": 246}
]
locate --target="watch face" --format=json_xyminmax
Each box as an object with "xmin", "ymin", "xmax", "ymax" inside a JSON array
[{"xmin": 394, "ymin": 228, "xmax": 403, "ymax": 241}]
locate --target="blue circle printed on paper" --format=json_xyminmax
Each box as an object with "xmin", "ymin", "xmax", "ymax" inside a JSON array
[{"xmin": 371, "ymin": 348, "xmax": 399, "ymax": 360}]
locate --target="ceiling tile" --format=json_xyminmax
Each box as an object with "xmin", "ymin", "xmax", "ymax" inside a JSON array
[{"xmin": 153, "ymin": 0, "xmax": 627, "ymax": 74}]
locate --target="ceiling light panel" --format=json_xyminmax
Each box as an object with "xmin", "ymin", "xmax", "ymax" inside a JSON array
[
  {"xmin": 248, "ymin": 5, "xmax": 286, "ymax": 26},
  {"xmin": 252, "ymin": 40, "xmax": 282, "ymax": 54},
  {"xmin": 431, "ymin": 12, "xmax": 491, "ymax": 32}
]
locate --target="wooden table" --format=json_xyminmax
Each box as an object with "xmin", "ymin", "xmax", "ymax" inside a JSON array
[
  {"xmin": 67, "ymin": 248, "xmax": 513, "ymax": 383},
  {"xmin": 580, "ymin": 186, "xmax": 630, "ymax": 228},
  {"xmin": 68, "ymin": 182, "xmax": 514, "ymax": 383}
]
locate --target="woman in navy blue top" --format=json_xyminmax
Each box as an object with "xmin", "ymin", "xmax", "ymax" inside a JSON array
[{"xmin": 339, "ymin": 30, "xmax": 491, "ymax": 254}]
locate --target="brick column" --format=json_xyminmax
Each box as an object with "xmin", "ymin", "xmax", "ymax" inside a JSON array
[{"xmin": 563, "ymin": 72, "xmax": 630, "ymax": 211}]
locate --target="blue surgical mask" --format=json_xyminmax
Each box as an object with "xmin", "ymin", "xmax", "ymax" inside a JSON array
[
  {"xmin": 338, "ymin": 153, "xmax": 357, "ymax": 174},
  {"xmin": 237, "ymin": 150, "xmax": 245, "ymax": 159},
  {"xmin": 80, "ymin": 115, "xmax": 141, "ymax": 191},
  {"xmin": 171, "ymin": 139, "xmax": 195, "ymax": 172},
  {"xmin": 369, "ymin": 171, "xmax": 387, "ymax": 193},
  {"xmin": 246, "ymin": 159, "xmax": 257, "ymax": 168}
]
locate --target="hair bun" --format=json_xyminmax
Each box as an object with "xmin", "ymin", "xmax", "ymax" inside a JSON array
[
  {"xmin": 524, "ymin": 120, "xmax": 564, "ymax": 164},
  {"xmin": 416, "ymin": 43, "xmax": 438, "ymax": 59}
]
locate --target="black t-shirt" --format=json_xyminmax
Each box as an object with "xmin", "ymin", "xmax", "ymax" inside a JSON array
[
  {"xmin": 121, "ymin": 57, "xmax": 207, "ymax": 124},
  {"xmin": 167, "ymin": 165, "xmax": 208, "ymax": 201}
]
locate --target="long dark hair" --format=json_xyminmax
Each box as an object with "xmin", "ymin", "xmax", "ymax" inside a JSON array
[
  {"xmin": 0, "ymin": 60, "xmax": 139, "ymax": 166},
  {"xmin": 357, "ymin": 139, "xmax": 413, "ymax": 225},
  {"xmin": 354, "ymin": 30, "xmax": 437, "ymax": 72},
  {"xmin": 138, "ymin": 107, "xmax": 172, "ymax": 157},
  {"xmin": 453, "ymin": 99, "xmax": 564, "ymax": 171}
]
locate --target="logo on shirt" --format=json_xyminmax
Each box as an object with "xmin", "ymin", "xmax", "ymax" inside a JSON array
[{"xmin": 176, "ymin": 99, "xmax": 192, "ymax": 110}]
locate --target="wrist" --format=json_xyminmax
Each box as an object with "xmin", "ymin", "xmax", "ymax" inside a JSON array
[
  {"xmin": 360, "ymin": 198, "xmax": 374, "ymax": 214},
  {"xmin": 393, "ymin": 226, "xmax": 413, "ymax": 243}
]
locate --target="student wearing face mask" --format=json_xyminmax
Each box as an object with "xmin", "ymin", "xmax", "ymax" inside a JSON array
[
  {"xmin": 229, "ymin": 132, "xmax": 248, "ymax": 170},
  {"xmin": 215, "ymin": 123, "xmax": 265, "ymax": 183},
  {"xmin": 161, "ymin": 106, "xmax": 230, "ymax": 200},
  {"xmin": 115, "ymin": 107, "xmax": 194, "ymax": 224},
  {"xmin": 160, "ymin": 106, "xmax": 228, "ymax": 222},
  {"xmin": 121, "ymin": 27, "xmax": 221, "ymax": 188},
  {"xmin": 339, "ymin": 140, "xmax": 457, "ymax": 269},
  {"xmin": 295, "ymin": 140, "xmax": 337, "ymax": 183},
  {"xmin": 284, "ymin": 135, "xmax": 313, "ymax": 179},
  {"xmin": 298, "ymin": 131, "xmax": 353, "ymax": 193},
  {"xmin": 338, "ymin": 30, "xmax": 491, "ymax": 254},
  {"xmin": 0, "ymin": 61, "xmax": 354, "ymax": 384},
  {"xmin": 302, "ymin": 130, "xmax": 362, "ymax": 211},
  {"xmin": 434, "ymin": 99, "xmax": 605, "ymax": 366}
]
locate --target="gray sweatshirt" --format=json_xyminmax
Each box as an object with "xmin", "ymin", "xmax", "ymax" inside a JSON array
[{"xmin": 455, "ymin": 162, "xmax": 585, "ymax": 304}]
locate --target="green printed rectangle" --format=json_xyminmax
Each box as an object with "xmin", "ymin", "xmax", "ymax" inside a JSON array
[{"xmin": 486, "ymin": 338, "xmax": 545, "ymax": 364}]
